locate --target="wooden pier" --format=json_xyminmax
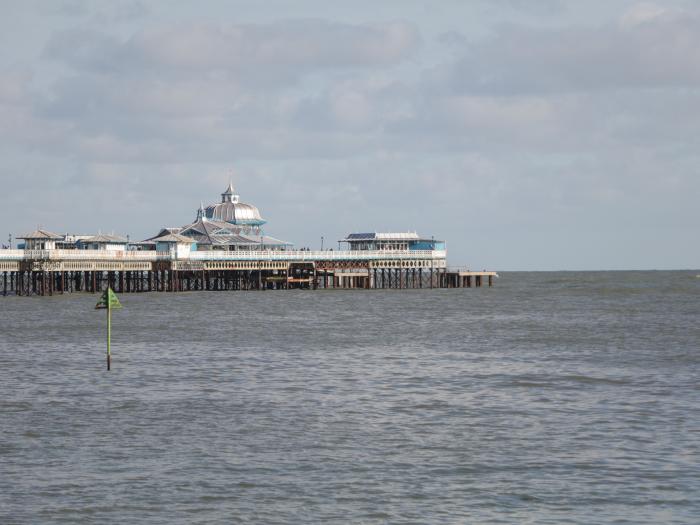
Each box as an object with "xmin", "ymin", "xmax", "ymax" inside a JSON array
[{"xmin": 0, "ymin": 249, "xmax": 497, "ymax": 296}]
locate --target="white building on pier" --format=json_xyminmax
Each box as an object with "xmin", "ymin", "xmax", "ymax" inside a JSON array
[{"xmin": 143, "ymin": 182, "xmax": 292, "ymax": 251}]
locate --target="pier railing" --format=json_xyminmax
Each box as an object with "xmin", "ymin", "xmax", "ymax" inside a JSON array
[
  {"xmin": 446, "ymin": 267, "xmax": 499, "ymax": 276},
  {"xmin": 0, "ymin": 248, "xmax": 447, "ymax": 262},
  {"xmin": 188, "ymin": 249, "xmax": 446, "ymax": 261},
  {"xmin": 0, "ymin": 249, "xmax": 172, "ymax": 260},
  {"xmin": 0, "ymin": 250, "xmax": 23, "ymax": 259}
]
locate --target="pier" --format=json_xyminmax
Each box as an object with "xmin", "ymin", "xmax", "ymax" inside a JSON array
[
  {"xmin": 1, "ymin": 182, "xmax": 498, "ymax": 296},
  {"xmin": 0, "ymin": 249, "xmax": 495, "ymax": 296}
]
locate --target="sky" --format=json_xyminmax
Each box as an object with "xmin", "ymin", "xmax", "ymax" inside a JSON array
[{"xmin": 1, "ymin": 0, "xmax": 698, "ymax": 270}]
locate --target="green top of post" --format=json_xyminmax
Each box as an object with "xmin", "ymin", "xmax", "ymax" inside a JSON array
[{"xmin": 95, "ymin": 287, "xmax": 122, "ymax": 310}]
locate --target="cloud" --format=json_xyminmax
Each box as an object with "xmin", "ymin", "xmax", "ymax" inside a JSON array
[
  {"xmin": 619, "ymin": 2, "xmax": 671, "ymax": 28},
  {"xmin": 49, "ymin": 0, "xmax": 150, "ymax": 22},
  {"xmin": 440, "ymin": 5, "xmax": 700, "ymax": 94},
  {"xmin": 45, "ymin": 20, "xmax": 421, "ymax": 81},
  {"xmin": 29, "ymin": 19, "xmax": 422, "ymax": 162},
  {"xmin": 22, "ymin": 5, "xmax": 700, "ymax": 165}
]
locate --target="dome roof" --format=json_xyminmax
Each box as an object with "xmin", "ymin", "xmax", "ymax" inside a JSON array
[
  {"xmin": 202, "ymin": 183, "xmax": 266, "ymax": 226},
  {"xmin": 204, "ymin": 202, "xmax": 265, "ymax": 224}
]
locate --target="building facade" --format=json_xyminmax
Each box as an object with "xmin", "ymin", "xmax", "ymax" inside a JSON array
[
  {"xmin": 143, "ymin": 183, "xmax": 292, "ymax": 251},
  {"xmin": 340, "ymin": 232, "xmax": 445, "ymax": 252}
]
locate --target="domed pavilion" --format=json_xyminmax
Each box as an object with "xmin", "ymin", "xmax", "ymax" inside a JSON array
[
  {"xmin": 203, "ymin": 182, "xmax": 266, "ymax": 227},
  {"xmin": 143, "ymin": 181, "xmax": 291, "ymax": 251}
]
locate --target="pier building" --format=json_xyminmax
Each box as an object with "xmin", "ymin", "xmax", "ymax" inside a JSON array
[
  {"xmin": 58, "ymin": 235, "xmax": 93, "ymax": 250},
  {"xmin": 18, "ymin": 230, "xmax": 63, "ymax": 250},
  {"xmin": 143, "ymin": 184, "xmax": 291, "ymax": 251},
  {"xmin": 204, "ymin": 182, "xmax": 266, "ymax": 228},
  {"xmin": 1, "ymin": 179, "xmax": 497, "ymax": 296},
  {"xmin": 78, "ymin": 234, "xmax": 128, "ymax": 251},
  {"xmin": 341, "ymin": 232, "xmax": 445, "ymax": 252}
]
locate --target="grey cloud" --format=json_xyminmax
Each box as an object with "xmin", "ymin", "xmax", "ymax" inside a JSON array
[
  {"xmin": 442, "ymin": 8, "xmax": 700, "ymax": 95},
  {"xmin": 26, "ymin": 4, "xmax": 700, "ymax": 168},
  {"xmin": 0, "ymin": 70, "xmax": 32, "ymax": 104},
  {"xmin": 49, "ymin": 0, "xmax": 150, "ymax": 22},
  {"xmin": 50, "ymin": 0, "xmax": 91, "ymax": 17},
  {"xmin": 45, "ymin": 20, "xmax": 421, "ymax": 81},
  {"xmin": 43, "ymin": 30, "xmax": 124, "ymax": 72},
  {"xmin": 137, "ymin": 20, "xmax": 420, "ymax": 69},
  {"xmin": 291, "ymin": 76, "xmax": 411, "ymax": 132},
  {"xmin": 35, "ymin": 19, "xmax": 421, "ymax": 160},
  {"xmin": 481, "ymin": 0, "xmax": 566, "ymax": 15}
]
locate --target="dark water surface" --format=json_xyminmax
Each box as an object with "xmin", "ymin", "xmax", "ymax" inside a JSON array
[{"xmin": 1, "ymin": 271, "xmax": 698, "ymax": 524}]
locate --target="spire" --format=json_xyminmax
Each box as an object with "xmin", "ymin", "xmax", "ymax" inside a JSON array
[
  {"xmin": 221, "ymin": 181, "xmax": 234, "ymax": 203},
  {"xmin": 197, "ymin": 201, "xmax": 207, "ymax": 221},
  {"xmin": 221, "ymin": 180, "xmax": 240, "ymax": 204}
]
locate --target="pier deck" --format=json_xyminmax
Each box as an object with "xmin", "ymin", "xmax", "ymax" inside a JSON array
[
  {"xmin": 0, "ymin": 249, "xmax": 497, "ymax": 295},
  {"xmin": 442, "ymin": 269, "xmax": 499, "ymax": 288}
]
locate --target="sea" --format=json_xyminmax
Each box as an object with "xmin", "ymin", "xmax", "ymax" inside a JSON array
[{"xmin": 0, "ymin": 271, "xmax": 698, "ymax": 524}]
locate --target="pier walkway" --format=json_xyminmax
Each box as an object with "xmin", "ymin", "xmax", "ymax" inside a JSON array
[{"xmin": 0, "ymin": 249, "xmax": 497, "ymax": 295}]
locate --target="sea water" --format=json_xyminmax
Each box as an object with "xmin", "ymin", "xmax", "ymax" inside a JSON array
[{"xmin": 0, "ymin": 271, "xmax": 698, "ymax": 524}]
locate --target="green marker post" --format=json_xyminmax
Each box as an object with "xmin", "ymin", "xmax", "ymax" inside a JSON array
[
  {"xmin": 96, "ymin": 287, "xmax": 122, "ymax": 370},
  {"xmin": 107, "ymin": 303, "xmax": 112, "ymax": 370}
]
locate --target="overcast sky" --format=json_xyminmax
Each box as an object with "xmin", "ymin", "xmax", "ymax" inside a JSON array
[{"xmin": 1, "ymin": 0, "xmax": 698, "ymax": 270}]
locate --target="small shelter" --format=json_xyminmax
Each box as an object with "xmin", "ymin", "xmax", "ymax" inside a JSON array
[
  {"xmin": 18, "ymin": 229, "xmax": 63, "ymax": 250},
  {"xmin": 78, "ymin": 234, "xmax": 128, "ymax": 251},
  {"xmin": 151, "ymin": 233, "xmax": 196, "ymax": 258}
]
